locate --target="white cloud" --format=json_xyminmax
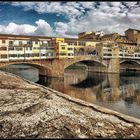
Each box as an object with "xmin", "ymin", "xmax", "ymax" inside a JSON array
[
  {"xmin": 123, "ymin": 2, "xmax": 138, "ymax": 7},
  {"xmin": 35, "ymin": 19, "xmax": 55, "ymax": 36},
  {"xmin": 1, "ymin": 2, "xmax": 140, "ymax": 37},
  {"xmin": 0, "ymin": 19, "xmax": 55, "ymax": 37},
  {"xmin": 54, "ymin": 2, "xmax": 140, "ymax": 37},
  {"xmin": 11, "ymin": 2, "xmax": 86, "ymax": 19},
  {"xmin": 0, "ymin": 22, "xmax": 36, "ymax": 34}
]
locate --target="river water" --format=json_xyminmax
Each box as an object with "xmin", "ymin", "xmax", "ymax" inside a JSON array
[{"xmin": 1, "ymin": 64, "xmax": 140, "ymax": 119}]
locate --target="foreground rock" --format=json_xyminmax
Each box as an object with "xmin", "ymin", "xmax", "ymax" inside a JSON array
[{"xmin": 0, "ymin": 71, "xmax": 140, "ymax": 138}]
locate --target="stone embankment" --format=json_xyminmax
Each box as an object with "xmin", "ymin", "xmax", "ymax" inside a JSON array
[{"xmin": 0, "ymin": 70, "xmax": 140, "ymax": 138}]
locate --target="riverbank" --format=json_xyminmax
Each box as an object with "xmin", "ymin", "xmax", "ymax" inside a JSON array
[{"xmin": 0, "ymin": 70, "xmax": 140, "ymax": 138}]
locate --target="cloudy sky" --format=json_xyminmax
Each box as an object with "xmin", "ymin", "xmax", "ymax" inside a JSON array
[{"xmin": 0, "ymin": 1, "xmax": 140, "ymax": 38}]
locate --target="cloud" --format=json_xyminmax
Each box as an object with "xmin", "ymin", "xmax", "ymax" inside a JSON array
[
  {"xmin": 10, "ymin": 2, "xmax": 88, "ymax": 19},
  {"xmin": 54, "ymin": 2, "xmax": 140, "ymax": 37},
  {"xmin": 0, "ymin": 19, "xmax": 56, "ymax": 37},
  {"xmin": 35, "ymin": 19, "xmax": 55, "ymax": 36},
  {"xmin": 1, "ymin": 2, "xmax": 140, "ymax": 38},
  {"xmin": 0, "ymin": 22, "xmax": 36, "ymax": 34}
]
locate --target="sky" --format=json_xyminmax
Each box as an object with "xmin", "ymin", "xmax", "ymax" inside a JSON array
[{"xmin": 0, "ymin": 1, "xmax": 140, "ymax": 38}]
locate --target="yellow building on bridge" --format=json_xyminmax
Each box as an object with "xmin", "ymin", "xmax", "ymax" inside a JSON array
[{"xmin": 52, "ymin": 37, "xmax": 74, "ymax": 59}]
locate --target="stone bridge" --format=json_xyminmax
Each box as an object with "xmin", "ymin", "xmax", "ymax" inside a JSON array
[
  {"xmin": 1, "ymin": 56, "xmax": 139, "ymax": 77},
  {"xmin": 0, "ymin": 56, "xmax": 121, "ymax": 77}
]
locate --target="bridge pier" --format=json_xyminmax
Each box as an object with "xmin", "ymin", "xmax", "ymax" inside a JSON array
[
  {"xmin": 38, "ymin": 67, "xmax": 64, "ymax": 77},
  {"xmin": 108, "ymin": 58, "xmax": 120, "ymax": 73},
  {"xmin": 38, "ymin": 59, "xmax": 65, "ymax": 77}
]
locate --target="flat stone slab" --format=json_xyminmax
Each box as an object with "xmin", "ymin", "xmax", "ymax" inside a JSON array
[{"xmin": 0, "ymin": 70, "xmax": 140, "ymax": 138}]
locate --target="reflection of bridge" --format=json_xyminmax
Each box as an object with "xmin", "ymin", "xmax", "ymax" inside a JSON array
[{"xmin": 0, "ymin": 55, "xmax": 140, "ymax": 77}]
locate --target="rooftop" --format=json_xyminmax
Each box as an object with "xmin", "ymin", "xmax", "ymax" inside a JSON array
[
  {"xmin": 125, "ymin": 28, "xmax": 140, "ymax": 32},
  {"xmin": 0, "ymin": 33, "xmax": 54, "ymax": 40}
]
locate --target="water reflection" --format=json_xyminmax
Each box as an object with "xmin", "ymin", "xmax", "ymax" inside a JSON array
[
  {"xmin": 1, "ymin": 64, "xmax": 140, "ymax": 119},
  {"xmin": 37, "ymin": 70, "xmax": 140, "ymax": 119},
  {"xmin": 0, "ymin": 64, "xmax": 39, "ymax": 82}
]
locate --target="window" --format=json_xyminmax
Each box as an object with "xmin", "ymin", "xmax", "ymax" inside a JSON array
[
  {"xmin": 32, "ymin": 53, "xmax": 39, "ymax": 57},
  {"xmin": 68, "ymin": 48, "xmax": 73, "ymax": 50},
  {"xmin": 104, "ymin": 53, "xmax": 112, "ymax": 56},
  {"xmin": 0, "ymin": 47, "xmax": 7, "ymax": 50},
  {"xmin": 41, "ymin": 54, "xmax": 46, "ymax": 56},
  {"xmin": 68, "ymin": 42, "xmax": 74, "ymax": 45},
  {"xmin": 78, "ymin": 41, "xmax": 85, "ymax": 46},
  {"xmin": 60, "ymin": 53, "xmax": 67, "ymax": 56},
  {"xmin": 61, "ymin": 47, "xmax": 65, "ymax": 49},
  {"xmin": 18, "ymin": 54, "xmax": 24, "ymax": 57},
  {"xmin": 68, "ymin": 53, "xmax": 73, "ymax": 56},
  {"xmin": 9, "ymin": 47, "xmax": 14, "ymax": 51},
  {"xmin": 1, "ymin": 54, "xmax": 7, "ymax": 58},
  {"xmin": 9, "ymin": 54, "xmax": 14, "ymax": 57},
  {"xmin": 108, "ymin": 49, "xmax": 112, "ymax": 52},
  {"xmin": 2, "ymin": 39, "xmax": 5, "ymax": 44},
  {"xmin": 27, "ymin": 41, "xmax": 31, "ymax": 45},
  {"xmin": 9, "ymin": 41, "xmax": 13, "ymax": 45},
  {"xmin": 15, "ymin": 47, "xmax": 23, "ymax": 51}
]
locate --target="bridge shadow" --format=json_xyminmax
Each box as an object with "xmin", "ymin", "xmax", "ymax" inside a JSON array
[{"xmin": 70, "ymin": 72, "xmax": 106, "ymax": 88}]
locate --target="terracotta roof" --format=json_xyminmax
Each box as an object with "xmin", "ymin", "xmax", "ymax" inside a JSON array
[
  {"xmin": 65, "ymin": 38, "xmax": 99, "ymax": 42},
  {"xmin": 125, "ymin": 28, "xmax": 140, "ymax": 32},
  {"xmin": 0, "ymin": 34, "xmax": 54, "ymax": 40}
]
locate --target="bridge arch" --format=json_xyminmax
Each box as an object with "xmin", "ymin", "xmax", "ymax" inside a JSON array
[
  {"xmin": 64, "ymin": 58, "xmax": 108, "ymax": 69},
  {"xmin": 120, "ymin": 60, "xmax": 140, "ymax": 71},
  {"xmin": 120, "ymin": 60, "xmax": 140, "ymax": 66},
  {"xmin": 0, "ymin": 62, "xmax": 52, "ymax": 76}
]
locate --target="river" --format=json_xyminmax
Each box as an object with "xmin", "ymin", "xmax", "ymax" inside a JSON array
[{"xmin": 1, "ymin": 64, "xmax": 140, "ymax": 119}]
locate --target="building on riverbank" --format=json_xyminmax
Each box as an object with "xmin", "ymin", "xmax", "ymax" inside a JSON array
[{"xmin": 0, "ymin": 28, "xmax": 140, "ymax": 62}]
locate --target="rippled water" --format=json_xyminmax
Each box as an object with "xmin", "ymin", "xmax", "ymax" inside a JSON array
[{"xmin": 1, "ymin": 64, "xmax": 140, "ymax": 119}]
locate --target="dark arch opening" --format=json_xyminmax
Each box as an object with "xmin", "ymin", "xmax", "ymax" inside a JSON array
[
  {"xmin": 65, "ymin": 60, "xmax": 107, "ymax": 74},
  {"xmin": 0, "ymin": 63, "xmax": 52, "ymax": 82},
  {"xmin": 120, "ymin": 60, "xmax": 140, "ymax": 75},
  {"xmin": 65, "ymin": 60, "xmax": 107, "ymax": 69},
  {"xmin": 0, "ymin": 62, "xmax": 51, "ymax": 76},
  {"xmin": 120, "ymin": 60, "xmax": 140, "ymax": 66}
]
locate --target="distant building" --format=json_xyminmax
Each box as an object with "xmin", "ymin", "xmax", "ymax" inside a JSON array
[
  {"xmin": 95, "ymin": 31, "xmax": 105, "ymax": 37},
  {"xmin": 78, "ymin": 32, "xmax": 96, "ymax": 40},
  {"xmin": 125, "ymin": 28, "xmax": 140, "ymax": 43},
  {"xmin": 125, "ymin": 28, "xmax": 140, "ymax": 51},
  {"xmin": 101, "ymin": 33, "xmax": 120, "ymax": 42},
  {"xmin": 78, "ymin": 31, "xmax": 103, "ymax": 41}
]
